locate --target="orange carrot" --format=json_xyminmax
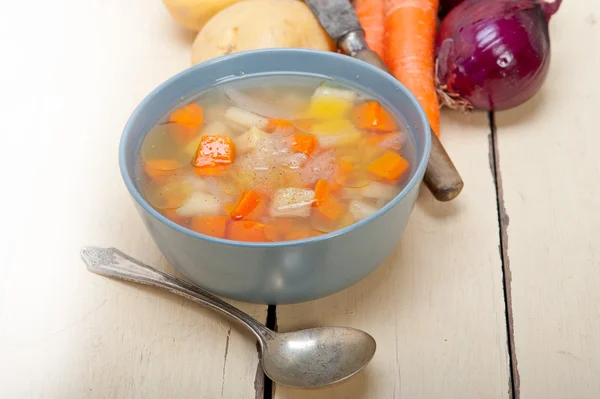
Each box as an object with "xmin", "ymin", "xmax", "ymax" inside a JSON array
[
  {"xmin": 291, "ymin": 134, "xmax": 317, "ymax": 155},
  {"xmin": 354, "ymin": 0, "xmax": 386, "ymax": 59},
  {"xmin": 193, "ymin": 166, "xmax": 228, "ymax": 177},
  {"xmin": 266, "ymin": 118, "xmax": 294, "ymax": 133},
  {"xmin": 367, "ymin": 150, "xmax": 410, "ymax": 180},
  {"xmin": 230, "ymin": 190, "xmax": 262, "ymax": 221},
  {"xmin": 353, "ymin": 101, "xmax": 397, "ymax": 132},
  {"xmin": 315, "ymin": 197, "xmax": 346, "ymax": 221},
  {"xmin": 313, "ymin": 179, "xmax": 330, "ymax": 207},
  {"xmin": 162, "ymin": 210, "xmax": 187, "ymax": 225},
  {"xmin": 143, "ymin": 159, "xmax": 180, "ymax": 180},
  {"xmin": 384, "ymin": 0, "xmax": 440, "ymax": 135},
  {"xmin": 190, "ymin": 216, "xmax": 228, "ymax": 238},
  {"xmin": 284, "ymin": 226, "xmax": 320, "ymax": 241},
  {"xmin": 264, "ymin": 218, "xmax": 296, "ymax": 242},
  {"xmin": 228, "ymin": 221, "xmax": 266, "ymax": 242},
  {"xmin": 193, "ymin": 135, "xmax": 235, "ymax": 169},
  {"xmin": 169, "ymin": 103, "xmax": 204, "ymax": 129}
]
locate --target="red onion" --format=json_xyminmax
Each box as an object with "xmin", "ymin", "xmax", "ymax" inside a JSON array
[
  {"xmin": 438, "ymin": 0, "xmax": 465, "ymax": 19},
  {"xmin": 435, "ymin": 0, "xmax": 562, "ymax": 111}
]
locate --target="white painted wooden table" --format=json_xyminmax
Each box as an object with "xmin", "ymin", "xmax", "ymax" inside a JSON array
[{"xmin": 0, "ymin": 1, "xmax": 598, "ymax": 398}]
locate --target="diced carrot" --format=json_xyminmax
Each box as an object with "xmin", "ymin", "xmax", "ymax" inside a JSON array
[
  {"xmin": 193, "ymin": 166, "xmax": 228, "ymax": 177},
  {"xmin": 264, "ymin": 225, "xmax": 279, "ymax": 242},
  {"xmin": 315, "ymin": 197, "xmax": 346, "ymax": 221},
  {"xmin": 228, "ymin": 221, "xmax": 266, "ymax": 242},
  {"xmin": 190, "ymin": 216, "xmax": 228, "ymax": 238},
  {"xmin": 169, "ymin": 103, "xmax": 204, "ymax": 129},
  {"xmin": 313, "ymin": 179, "xmax": 330, "ymax": 207},
  {"xmin": 264, "ymin": 218, "xmax": 296, "ymax": 242},
  {"xmin": 230, "ymin": 190, "xmax": 262, "ymax": 221},
  {"xmin": 193, "ymin": 135, "xmax": 235, "ymax": 169},
  {"xmin": 291, "ymin": 134, "xmax": 317, "ymax": 155},
  {"xmin": 162, "ymin": 209, "xmax": 187, "ymax": 225},
  {"xmin": 353, "ymin": 101, "xmax": 397, "ymax": 132},
  {"xmin": 367, "ymin": 151, "xmax": 410, "ymax": 180},
  {"xmin": 143, "ymin": 159, "xmax": 180, "ymax": 180},
  {"xmin": 284, "ymin": 226, "xmax": 320, "ymax": 241},
  {"xmin": 335, "ymin": 158, "xmax": 355, "ymax": 186},
  {"xmin": 266, "ymin": 118, "xmax": 294, "ymax": 133}
]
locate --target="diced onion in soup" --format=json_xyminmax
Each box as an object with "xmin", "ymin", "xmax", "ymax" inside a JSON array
[
  {"xmin": 349, "ymin": 199, "xmax": 379, "ymax": 221},
  {"xmin": 224, "ymin": 106, "xmax": 268, "ymax": 129},
  {"xmin": 175, "ymin": 191, "xmax": 222, "ymax": 217},
  {"xmin": 312, "ymin": 82, "xmax": 358, "ymax": 103},
  {"xmin": 270, "ymin": 188, "xmax": 315, "ymax": 218},
  {"xmin": 235, "ymin": 126, "xmax": 269, "ymax": 154},
  {"xmin": 359, "ymin": 181, "xmax": 400, "ymax": 201},
  {"xmin": 203, "ymin": 121, "xmax": 237, "ymax": 137},
  {"xmin": 318, "ymin": 131, "xmax": 361, "ymax": 148}
]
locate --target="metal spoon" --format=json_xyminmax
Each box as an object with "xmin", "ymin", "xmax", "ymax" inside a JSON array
[{"xmin": 80, "ymin": 246, "xmax": 376, "ymax": 389}]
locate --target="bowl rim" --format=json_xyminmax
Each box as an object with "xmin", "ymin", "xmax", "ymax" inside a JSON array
[{"xmin": 119, "ymin": 48, "xmax": 432, "ymax": 248}]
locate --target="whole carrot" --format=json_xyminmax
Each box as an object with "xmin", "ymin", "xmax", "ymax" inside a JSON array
[
  {"xmin": 354, "ymin": 0, "xmax": 386, "ymax": 59},
  {"xmin": 384, "ymin": 0, "xmax": 440, "ymax": 135}
]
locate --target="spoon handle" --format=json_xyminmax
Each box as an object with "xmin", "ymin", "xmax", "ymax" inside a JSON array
[{"xmin": 80, "ymin": 246, "xmax": 272, "ymax": 342}]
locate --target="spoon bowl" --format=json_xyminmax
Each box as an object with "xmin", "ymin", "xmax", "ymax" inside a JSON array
[
  {"xmin": 81, "ymin": 246, "xmax": 376, "ymax": 389},
  {"xmin": 262, "ymin": 327, "xmax": 376, "ymax": 388}
]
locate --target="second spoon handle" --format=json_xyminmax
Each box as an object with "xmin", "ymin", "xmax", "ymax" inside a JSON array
[{"xmin": 80, "ymin": 246, "xmax": 272, "ymax": 342}]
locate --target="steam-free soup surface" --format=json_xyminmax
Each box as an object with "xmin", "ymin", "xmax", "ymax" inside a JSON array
[{"xmin": 137, "ymin": 75, "xmax": 415, "ymax": 242}]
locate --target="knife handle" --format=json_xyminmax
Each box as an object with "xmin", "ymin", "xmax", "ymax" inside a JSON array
[{"xmin": 339, "ymin": 32, "xmax": 464, "ymax": 202}]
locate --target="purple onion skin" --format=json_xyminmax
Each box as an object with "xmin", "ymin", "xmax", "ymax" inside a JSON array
[{"xmin": 436, "ymin": 0, "xmax": 562, "ymax": 111}]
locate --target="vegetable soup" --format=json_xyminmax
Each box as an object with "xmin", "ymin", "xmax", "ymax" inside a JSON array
[{"xmin": 136, "ymin": 75, "xmax": 415, "ymax": 242}]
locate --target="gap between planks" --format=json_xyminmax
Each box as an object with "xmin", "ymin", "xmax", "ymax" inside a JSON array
[
  {"xmin": 255, "ymin": 305, "xmax": 277, "ymax": 399},
  {"xmin": 488, "ymin": 111, "xmax": 520, "ymax": 399}
]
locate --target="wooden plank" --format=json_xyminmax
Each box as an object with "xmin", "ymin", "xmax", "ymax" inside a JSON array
[
  {"xmin": 494, "ymin": 1, "xmax": 600, "ymax": 397},
  {"xmin": 275, "ymin": 112, "xmax": 511, "ymax": 398},
  {"xmin": 0, "ymin": 1, "xmax": 265, "ymax": 398}
]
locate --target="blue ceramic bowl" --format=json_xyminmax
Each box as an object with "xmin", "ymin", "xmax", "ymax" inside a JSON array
[{"xmin": 119, "ymin": 49, "xmax": 431, "ymax": 304}]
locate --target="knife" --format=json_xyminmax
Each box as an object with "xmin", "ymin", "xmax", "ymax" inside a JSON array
[{"xmin": 304, "ymin": 0, "xmax": 464, "ymax": 202}]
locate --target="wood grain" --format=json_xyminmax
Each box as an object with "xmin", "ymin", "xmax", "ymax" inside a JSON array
[
  {"xmin": 494, "ymin": 0, "xmax": 600, "ymax": 397},
  {"xmin": 274, "ymin": 111, "xmax": 510, "ymax": 399},
  {"xmin": 0, "ymin": 1, "xmax": 265, "ymax": 398}
]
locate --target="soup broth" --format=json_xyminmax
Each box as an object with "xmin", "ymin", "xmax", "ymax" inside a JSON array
[{"xmin": 136, "ymin": 75, "xmax": 416, "ymax": 242}]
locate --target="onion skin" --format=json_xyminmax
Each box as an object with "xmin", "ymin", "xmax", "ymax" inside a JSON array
[{"xmin": 435, "ymin": 0, "xmax": 562, "ymax": 111}]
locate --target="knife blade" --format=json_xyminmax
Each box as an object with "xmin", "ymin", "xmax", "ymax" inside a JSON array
[{"xmin": 304, "ymin": 0, "xmax": 464, "ymax": 202}]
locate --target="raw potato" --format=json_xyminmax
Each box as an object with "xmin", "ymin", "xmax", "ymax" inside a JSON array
[
  {"xmin": 191, "ymin": 0, "xmax": 335, "ymax": 65},
  {"xmin": 162, "ymin": 0, "xmax": 245, "ymax": 32}
]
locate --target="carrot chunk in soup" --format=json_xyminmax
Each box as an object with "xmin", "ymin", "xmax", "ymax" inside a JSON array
[
  {"xmin": 229, "ymin": 221, "xmax": 267, "ymax": 242},
  {"xmin": 191, "ymin": 216, "xmax": 228, "ymax": 238},
  {"xmin": 367, "ymin": 151, "xmax": 410, "ymax": 181},
  {"xmin": 193, "ymin": 135, "xmax": 236, "ymax": 168}
]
